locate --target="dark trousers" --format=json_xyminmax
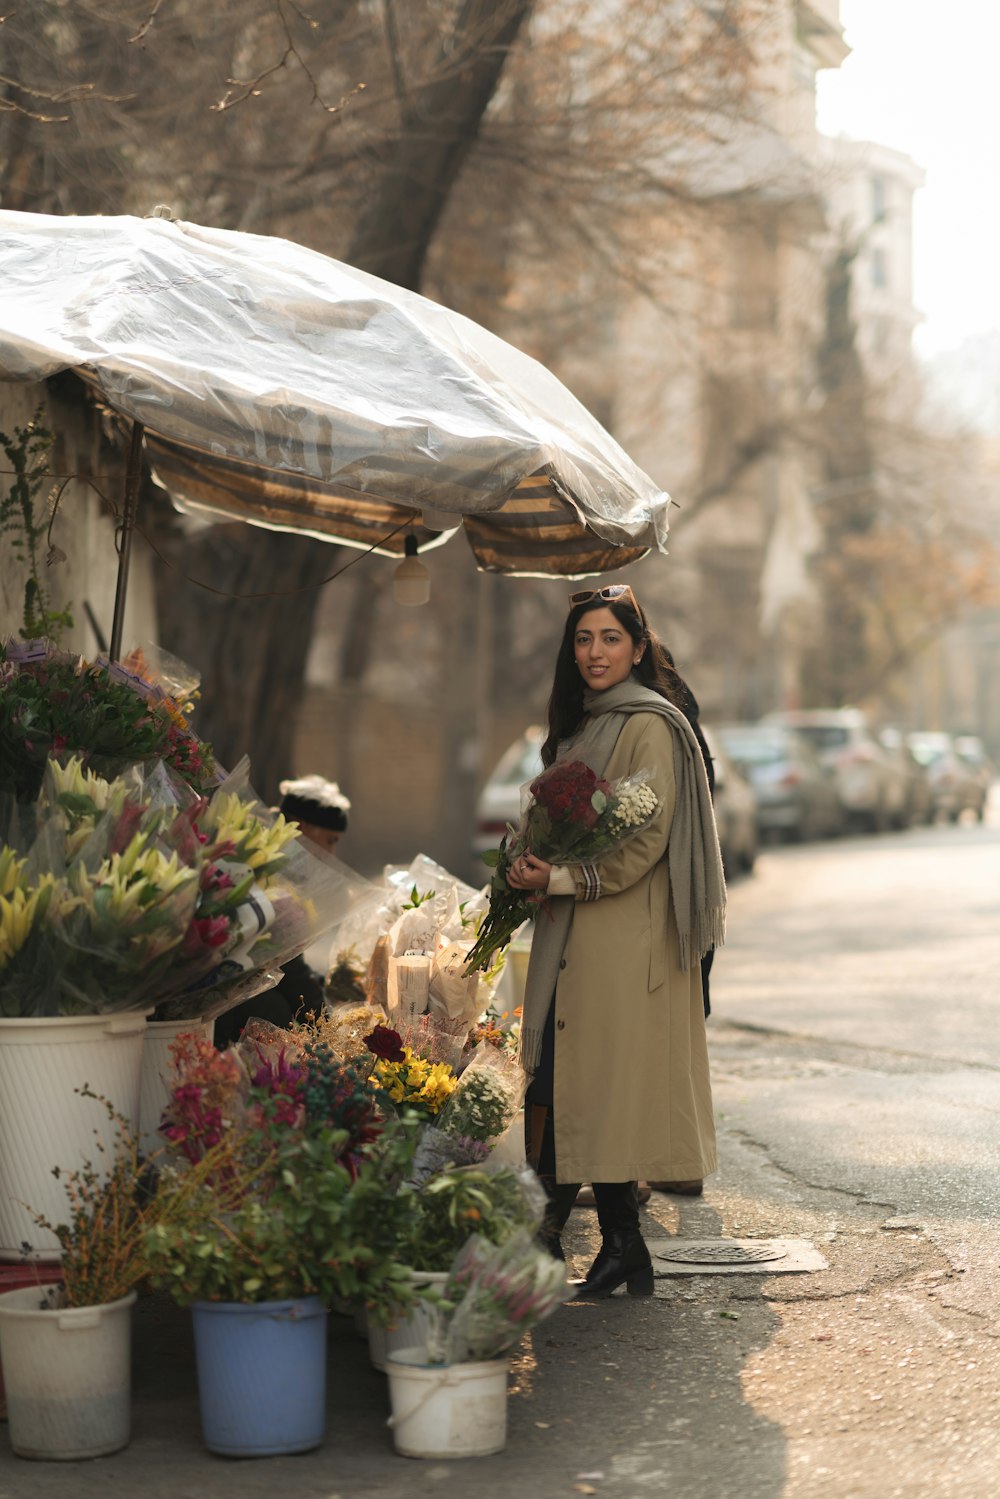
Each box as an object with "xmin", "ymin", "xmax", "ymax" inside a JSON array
[{"xmin": 525, "ymin": 999, "xmax": 639, "ymax": 1240}]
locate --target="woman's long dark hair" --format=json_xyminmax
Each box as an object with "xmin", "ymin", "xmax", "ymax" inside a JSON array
[{"xmin": 541, "ymin": 596, "xmax": 713, "ymax": 789}]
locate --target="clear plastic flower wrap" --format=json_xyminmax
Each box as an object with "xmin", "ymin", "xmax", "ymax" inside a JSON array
[
  {"xmin": 1, "ymin": 759, "xmax": 189, "ymax": 1015},
  {"xmin": 0, "ymin": 753, "xmax": 377, "ymax": 1018},
  {"xmin": 433, "ymin": 1230, "xmax": 571, "ymax": 1364},
  {"xmin": 44, "ymin": 819, "xmax": 203, "ymax": 1015},
  {"xmin": 1, "ymin": 640, "xmax": 217, "ymax": 804},
  {"xmin": 436, "ymin": 1043, "xmax": 527, "ymax": 1145},
  {"xmin": 140, "ymin": 763, "xmax": 376, "ymax": 1021},
  {"xmin": 0, "ymin": 845, "xmax": 62, "ymax": 1017},
  {"xmin": 234, "ymin": 1016, "xmax": 306, "ymax": 1073},
  {"xmin": 394, "ymin": 1012, "xmax": 469, "ymax": 1071},
  {"xmin": 405, "ymin": 1065, "xmax": 531, "ymax": 1181},
  {"xmin": 333, "ymin": 853, "xmax": 497, "ymax": 1013}
]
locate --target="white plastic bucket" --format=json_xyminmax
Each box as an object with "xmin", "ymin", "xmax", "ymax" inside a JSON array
[
  {"xmin": 368, "ymin": 1271, "xmax": 448, "ymax": 1374},
  {"xmin": 138, "ymin": 1017, "xmax": 212, "ymax": 1156},
  {"xmin": 386, "ymin": 1347, "xmax": 508, "ymax": 1458},
  {"xmin": 0, "ymin": 1286, "xmax": 136, "ymax": 1460},
  {"xmin": 0, "ymin": 1012, "xmax": 148, "ymax": 1258}
]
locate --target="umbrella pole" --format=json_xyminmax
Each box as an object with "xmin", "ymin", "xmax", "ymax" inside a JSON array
[{"xmin": 108, "ymin": 420, "xmax": 145, "ymax": 662}]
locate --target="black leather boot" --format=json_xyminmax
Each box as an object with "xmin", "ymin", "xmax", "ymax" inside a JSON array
[
  {"xmin": 583, "ymin": 1182, "xmax": 654, "ymax": 1296},
  {"xmin": 583, "ymin": 1230, "xmax": 654, "ymax": 1296},
  {"xmin": 538, "ymin": 1179, "xmax": 582, "ymax": 1261},
  {"xmin": 536, "ymin": 1175, "xmax": 581, "ymax": 1259}
]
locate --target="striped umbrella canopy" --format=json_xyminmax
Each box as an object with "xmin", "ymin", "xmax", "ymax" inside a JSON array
[{"xmin": 0, "ymin": 210, "xmax": 672, "ymax": 578}]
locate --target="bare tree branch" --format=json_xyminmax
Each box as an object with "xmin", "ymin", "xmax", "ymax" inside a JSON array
[{"xmin": 129, "ymin": 0, "xmax": 166, "ymax": 46}]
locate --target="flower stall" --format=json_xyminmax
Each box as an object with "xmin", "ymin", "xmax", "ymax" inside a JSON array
[
  {"xmin": 0, "ymin": 209, "xmax": 683, "ymax": 1467},
  {"xmin": 0, "ymin": 639, "xmax": 371, "ymax": 1251},
  {"xmin": 0, "ymin": 634, "xmax": 571, "ymax": 1462}
]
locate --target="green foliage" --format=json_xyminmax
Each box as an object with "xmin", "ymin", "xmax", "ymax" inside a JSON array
[
  {"xmin": 26, "ymin": 1087, "xmax": 245, "ymax": 1309},
  {"xmin": 146, "ymin": 1112, "xmax": 420, "ymax": 1319},
  {"xmin": 402, "ymin": 884, "xmax": 435, "ymax": 909},
  {"xmin": 0, "ymin": 411, "xmax": 73, "ymax": 644},
  {"xmin": 0, "ymin": 651, "xmax": 215, "ymax": 803},
  {"xmin": 402, "ymin": 1165, "xmax": 540, "ymax": 1274}
]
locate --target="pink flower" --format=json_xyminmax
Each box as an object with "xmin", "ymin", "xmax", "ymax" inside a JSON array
[{"xmin": 181, "ymin": 915, "xmax": 232, "ymax": 955}]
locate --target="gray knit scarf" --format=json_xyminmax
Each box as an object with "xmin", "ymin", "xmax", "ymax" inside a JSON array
[{"xmin": 517, "ymin": 678, "xmax": 727, "ymax": 1074}]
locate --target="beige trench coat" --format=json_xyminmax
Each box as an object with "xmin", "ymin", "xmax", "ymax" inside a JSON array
[{"xmin": 542, "ymin": 712, "xmax": 717, "ymax": 1185}]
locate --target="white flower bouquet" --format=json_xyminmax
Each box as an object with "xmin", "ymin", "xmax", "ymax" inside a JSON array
[{"xmin": 437, "ymin": 1045, "xmax": 526, "ymax": 1146}]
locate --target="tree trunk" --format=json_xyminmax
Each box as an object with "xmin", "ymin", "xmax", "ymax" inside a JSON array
[
  {"xmin": 151, "ymin": 514, "xmax": 341, "ymax": 800},
  {"xmin": 347, "ymin": 0, "xmax": 534, "ymax": 287},
  {"xmin": 152, "ymin": 1, "xmax": 534, "ymax": 800}
]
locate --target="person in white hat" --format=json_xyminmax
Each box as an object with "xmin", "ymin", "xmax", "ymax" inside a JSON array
[{"xmin": 276, "ymin": 774, "xmax": 351, "ymax": 854}]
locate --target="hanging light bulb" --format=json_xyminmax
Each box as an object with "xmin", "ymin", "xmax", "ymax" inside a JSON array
[{"xmin": 393, "ymin": 533, "xmax": 431, "ymax": 606}]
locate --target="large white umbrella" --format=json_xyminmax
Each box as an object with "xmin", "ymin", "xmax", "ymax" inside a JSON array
[{"xmin": 0, "ymin": 210, "xmax": 673, "ymax": 645}]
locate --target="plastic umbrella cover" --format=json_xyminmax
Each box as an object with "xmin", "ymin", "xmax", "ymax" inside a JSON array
[{"xmin": 0, "ymin": 211, "xmax": 672, "ymax": 577}]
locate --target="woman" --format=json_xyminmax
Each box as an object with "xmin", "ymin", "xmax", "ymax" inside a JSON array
[{"xmin": 509, "ymin": 584, "xmax": 725, "ymax": 1295}]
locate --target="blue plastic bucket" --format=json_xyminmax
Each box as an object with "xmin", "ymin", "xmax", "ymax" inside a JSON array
[{"xmin": 191, "ymin": 1297, "xmax": 328, "ymax": 1457}]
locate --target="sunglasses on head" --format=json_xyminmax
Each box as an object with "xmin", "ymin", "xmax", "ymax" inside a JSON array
[{"xmin": 567, "ymin": 583, "xmax": 639, "ymax": 611}]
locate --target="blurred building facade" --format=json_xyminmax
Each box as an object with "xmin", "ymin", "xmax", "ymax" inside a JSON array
[
  {"xmin": 294, "ymin": 0, "xmax": 996, "ymax": 879},
  {"xmin": 822, "ymin": 136, "xmax": 925, "ymax": 395},
  {"xmin": 584, "ymin": 0, "xmax": 853, "ymax": 720},
  {"xmin": 823, "ymin": 136, "xmax": 1000, "ymax": 749},
  {"xmin": 297, "ymin": 0, "xmax": 862, "ymax": 874}
]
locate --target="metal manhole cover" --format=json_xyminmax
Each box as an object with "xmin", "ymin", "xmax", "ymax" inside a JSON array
[{"xmin": 656, "ymin": 1241, "xmax": 788, "ymax": 1265}]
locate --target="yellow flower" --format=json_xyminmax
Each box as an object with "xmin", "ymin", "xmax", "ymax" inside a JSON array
[
  {"xmin": 202, "ymin": 794, "xmax": 299, "ymax": 873},
  {"xmin": 416, "ymin": 1061, "xmax": 458, "ymax": 1114},
  {"xmin": 47, "ymin": 756, "xmax": 114, "ymax": 808},
  {"xmin": 0, "ymin": 878, "xmax": 57, "ymax": 968},
  {"xmin": 0, "ymin": 848, "xmax": 26, "ymax": 898}
]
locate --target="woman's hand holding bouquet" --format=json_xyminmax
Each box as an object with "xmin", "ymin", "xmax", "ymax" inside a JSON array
[{"xmin": 464, "ymin": 758, "xmax": 660, "ymax": 975}]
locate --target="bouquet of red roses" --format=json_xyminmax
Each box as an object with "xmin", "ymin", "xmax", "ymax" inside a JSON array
[{"xmin": 463, "ymin": 759, "xmax": 660, "ymax": 975}]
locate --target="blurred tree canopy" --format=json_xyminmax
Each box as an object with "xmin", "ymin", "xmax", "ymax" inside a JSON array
[{"xmin": 0, "ymin": 0, "xmax": 770, "ymax": 793}]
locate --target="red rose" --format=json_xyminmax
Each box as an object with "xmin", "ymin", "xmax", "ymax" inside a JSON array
[{"xmin": 364, "ymin": 1024, "xmax": 406, "ymax": 1063}]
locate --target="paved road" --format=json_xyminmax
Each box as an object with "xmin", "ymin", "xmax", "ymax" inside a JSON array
[
  {"xmin": 705, "ymin": 799, "xmax": 1000, "ymax": 1497},
  {"xmin": 713, "ymin": 803, "xmax": 1000, "ymax": 1235},
  {"xmin": 2, "ymin": 806, "xmax": 998, "ymax": 1496}
]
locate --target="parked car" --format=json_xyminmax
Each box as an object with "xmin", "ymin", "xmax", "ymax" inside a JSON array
[
  {"xmin": 954, "ymin": 735, "xmax": 996, "ymax": 796},
  {"xmin": 473, "ymin": 726, "xmax": 544, "ymax": 857},
  {"xmin": 475, "ymin": 721, "xmax": 755, "ymax": 873},
  {"xmin": 715, "ymin": 723, "xmax": 842, "ymax": 842},
  {"xmin": 763, "ymin": 709, "xmax": 898, "ymax": 832},
  {"xmin": 702, "ymin": 727, "xmax": 758, "ymax": 875},
  {"xmin": 877, "ymin": 727, "xmax": 934, "ymax": 827},
  {"xmin": 905, "ymin": 732, "xmax": 988, "ymax": 822}
]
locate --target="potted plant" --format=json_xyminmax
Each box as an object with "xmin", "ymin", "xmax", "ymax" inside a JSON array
[
  {"xmin": 367, "ymin": 1158, "xmax": 545, "ymax": 1373},
  {"xmin": 146, "ymin": 1039, "xmax": 420, "ymax": 1458},
  {"xmin": 386, "ymin": 1230, "xmax": 570, "ymax": 1459},
  {"xmin": 0, "ymin": 1088, "xmax": 219, "ymax": 1461},
  {"xmin": 0, "ymin": 729, "xmax": 341, "ymax": 1254}
]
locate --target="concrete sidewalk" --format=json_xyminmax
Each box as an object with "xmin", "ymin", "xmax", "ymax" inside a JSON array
[{"xmin": 1, "ymin": 1025, "xmax": 995, "ymax": 1498}]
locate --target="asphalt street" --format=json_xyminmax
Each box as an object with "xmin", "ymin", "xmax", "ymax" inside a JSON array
[{"xmin": 1, "ymin": 798, "xmax": 998, "ymax": 1497}]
